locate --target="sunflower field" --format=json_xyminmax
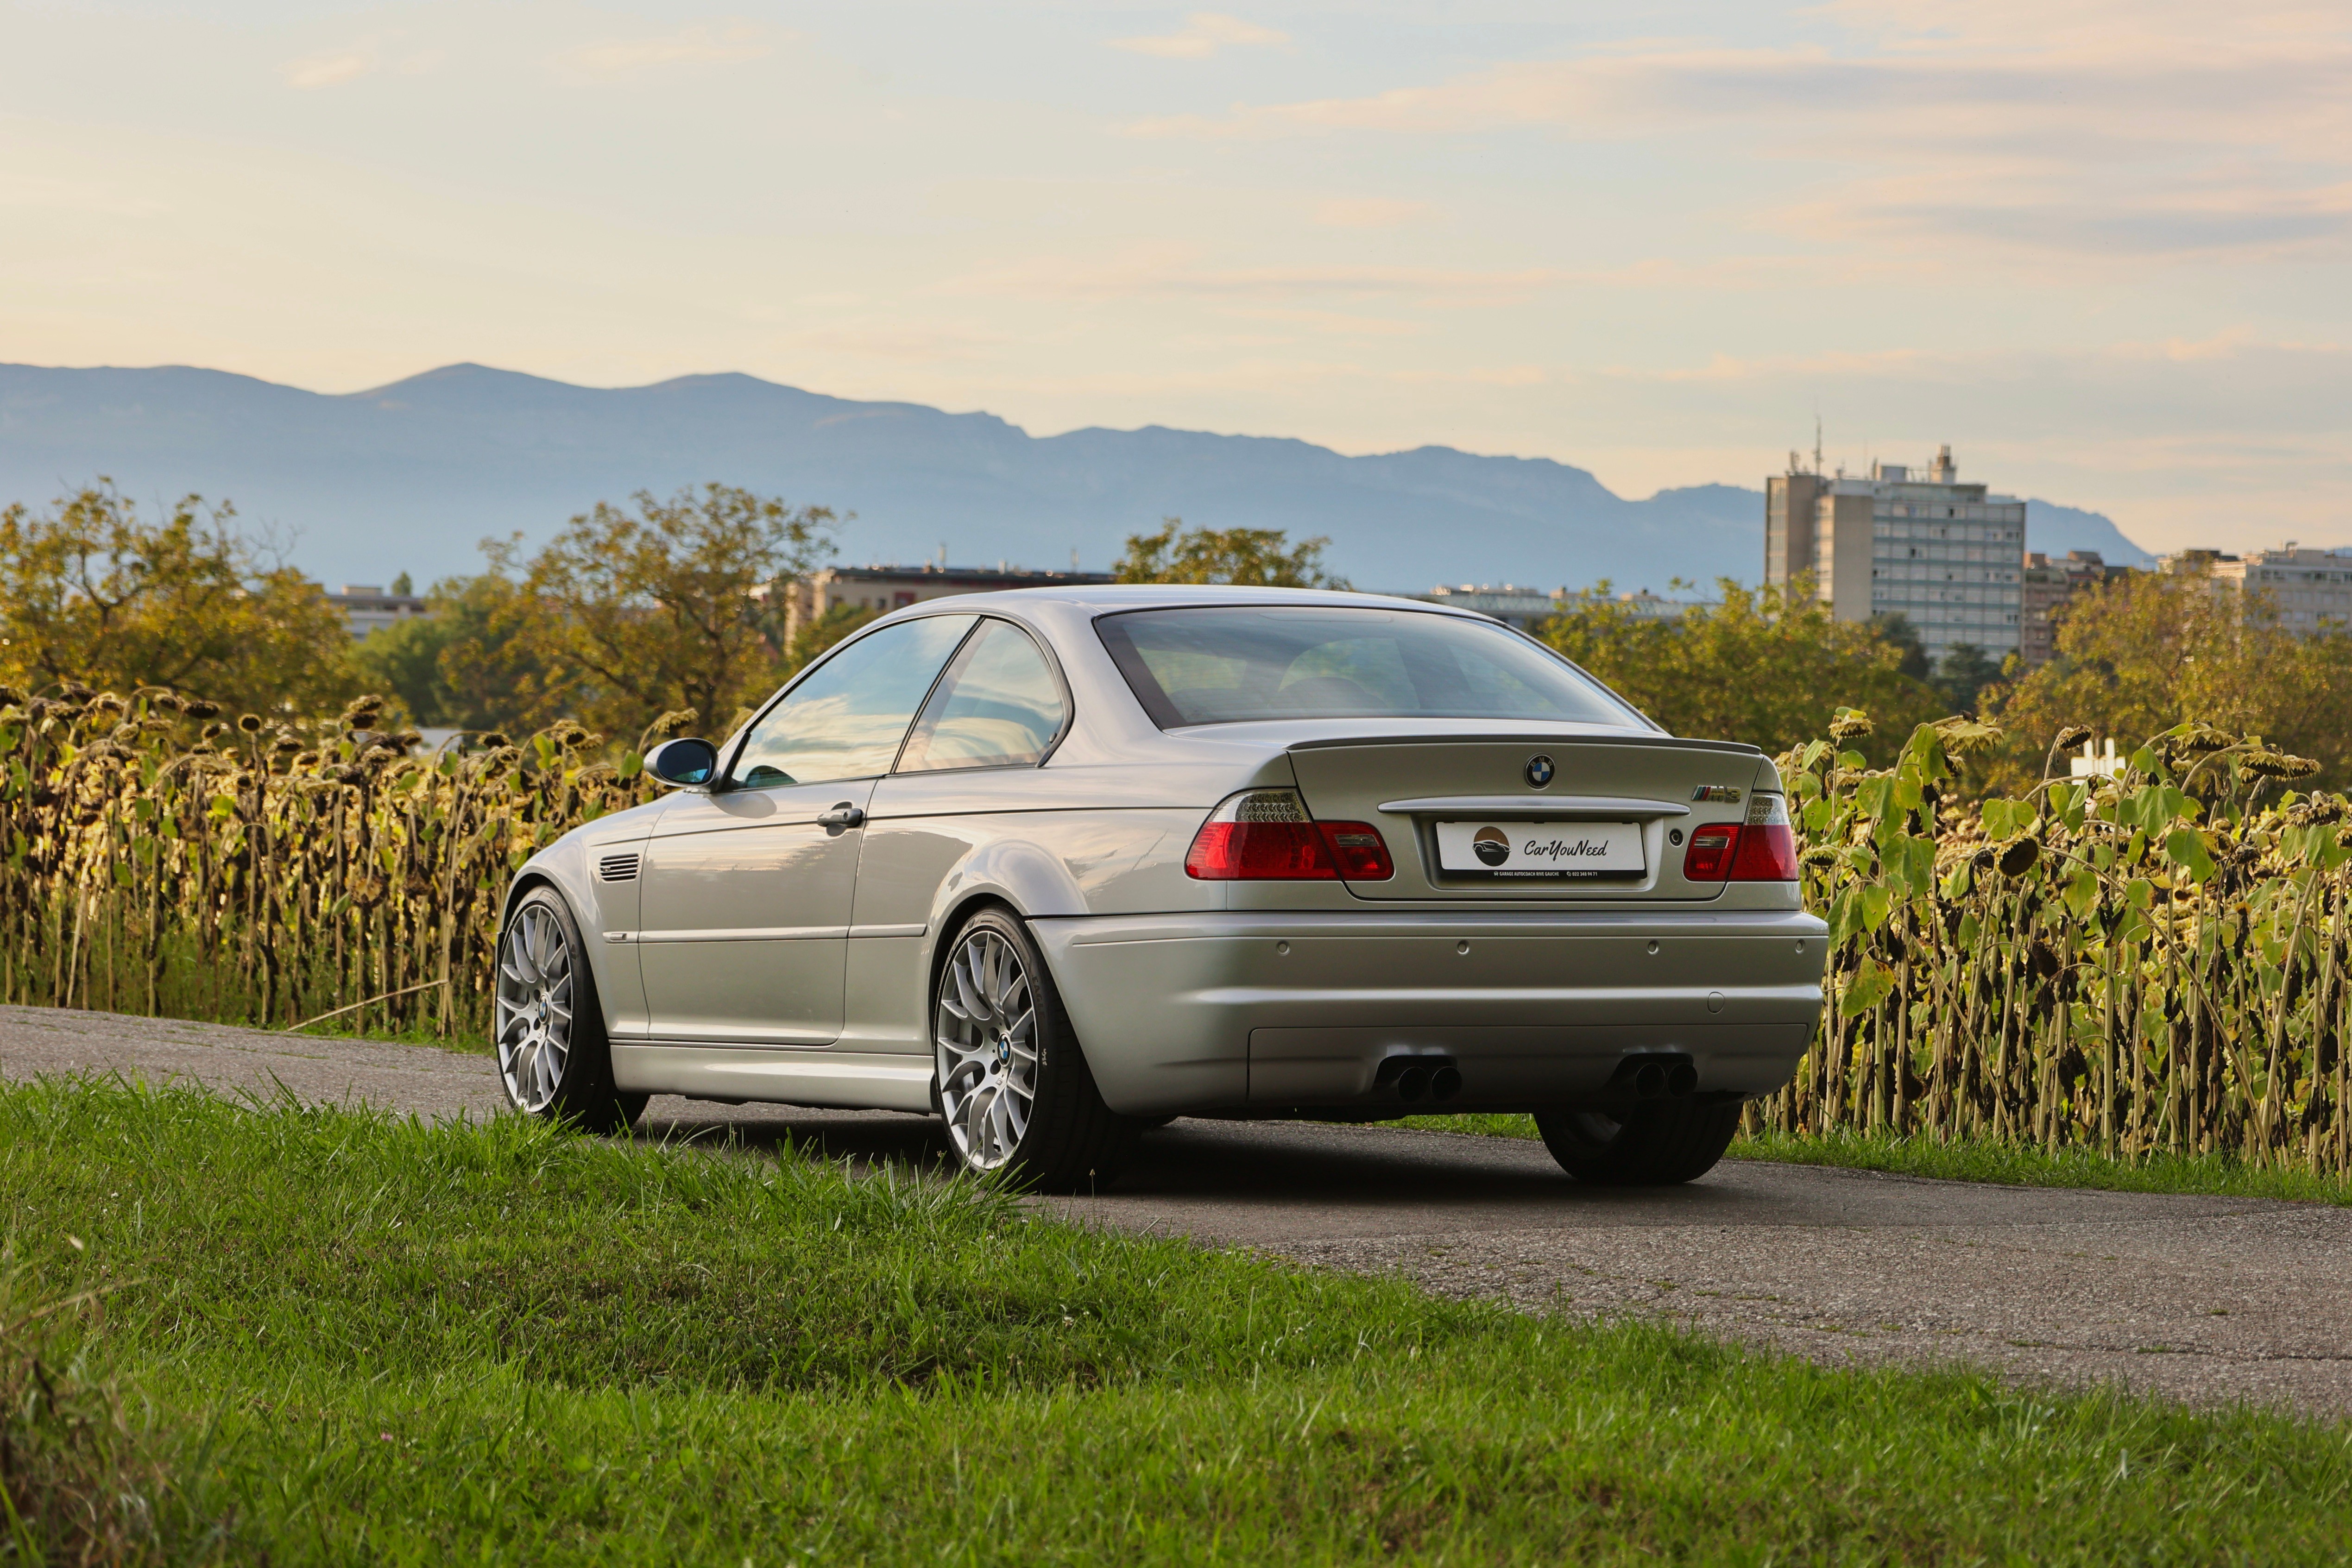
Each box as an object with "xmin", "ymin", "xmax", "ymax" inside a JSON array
[
  {"xmin": 5, "ymin": 682, "xmax": 2346, "ymax": 1174},
  {"xmin": 1757, "ymin": 709, "xmax": 2347, "ymax": 1173}
]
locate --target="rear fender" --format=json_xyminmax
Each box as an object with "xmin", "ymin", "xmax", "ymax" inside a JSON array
[{"xmin": 924, "ymin": 835, "xmax": 1090, "ymax": 931}]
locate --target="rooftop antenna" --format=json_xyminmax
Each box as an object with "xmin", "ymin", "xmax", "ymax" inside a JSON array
[{"xmin": 1812, "ymin": 413, "xmax": 1823, "ymax": 478}]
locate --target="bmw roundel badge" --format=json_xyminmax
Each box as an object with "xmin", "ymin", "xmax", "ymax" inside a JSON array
[{"xmin": 1525, "ymin": 754, "xmax": 1555, "ymax": 788}]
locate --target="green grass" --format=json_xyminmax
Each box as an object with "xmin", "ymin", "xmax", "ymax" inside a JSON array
[
  {"xmin": 283, "ymin": 1018, "xmax": 493, "ymax": 1055},
  {"xmin": 6, "ymin": 1080, "xmax": 2351, "ymax": 1563},
  {"xmin": 1401, "ymin": 1113, "xmax": 2352, "ymax": 1206}
]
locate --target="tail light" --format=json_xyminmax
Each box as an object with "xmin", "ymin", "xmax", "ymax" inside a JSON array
[
  {"xmin": 1682, "ymin": 795, "xmax": 1797, "ymax": 883},
  {"xmin": 1185, "ymin": 789, "xmax": 1394, "ymax": 881},
  {"xmin": 1729, "ymin": 797, "xmax": 1798, "ymax": 880}
]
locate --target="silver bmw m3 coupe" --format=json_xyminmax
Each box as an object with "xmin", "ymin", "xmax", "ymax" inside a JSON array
[{"xmin": 494, "ymin": 586, "xmax": 1829, "ymax": 1189}]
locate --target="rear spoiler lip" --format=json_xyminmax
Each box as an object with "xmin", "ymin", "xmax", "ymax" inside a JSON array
[
  {"xmin": 1283, "ymin": 732, "xmax": 1764, "ymax": 757},
  {"xmin": 1375, "ymin": 794, "xmax": 1694, "ymax": 820}
]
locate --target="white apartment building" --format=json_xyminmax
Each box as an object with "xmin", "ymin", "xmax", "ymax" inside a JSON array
[
  {"xmin": 2184, "ymin": 546, "xmax": 2352, "ymax": 633},
  {"xmin": 1765, "ymin": 446, "xmax": 2026, "ymax": 664}
]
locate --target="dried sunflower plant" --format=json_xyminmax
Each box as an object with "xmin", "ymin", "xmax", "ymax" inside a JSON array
[{"xmin": 0, "ymin": 685, "xmax": 681, "ymax": 1039}]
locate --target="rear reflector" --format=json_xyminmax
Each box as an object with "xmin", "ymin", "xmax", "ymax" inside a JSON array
[
  {"xmin": 1681, "ymin": 795, "xmax": 1797, "ymax": 882},
  {"xmin": 1682, "ymin": 825, "xmax": 1739, "ymax": 880},
  {"xmin": 1185, "ymin": 789, "xmax": 1393, "ymax": 881},
  {"xmin": 1318, "ymin": 822, "xmax": 1395, "ymax": 881}
]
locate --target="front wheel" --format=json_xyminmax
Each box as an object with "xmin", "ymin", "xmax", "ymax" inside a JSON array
[
  {"xmin": 495, "ymin": 887, "xmax": 647, "ymax": 1133},
  {"xmin": 933, "ymin": 907, "xmax": 1133, "ymax": 1190},
  {"xmin": 1533, "ymin": 1100, "xmax": 1742, "ymax": 1186}
]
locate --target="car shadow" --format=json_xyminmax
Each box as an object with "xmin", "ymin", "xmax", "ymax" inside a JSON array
[
  {"xmin": 634, "ymin": 1102, "xmax": 1746, "ymax": 1222},
  {"xmin": 636, "ymin": 1102, "xmax": 956, "ymax": 1171}
]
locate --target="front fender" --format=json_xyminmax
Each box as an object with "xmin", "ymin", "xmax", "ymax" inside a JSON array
[{"xmin": 498, "ymin": 807, "xmax": 662, "ymax": 1040}]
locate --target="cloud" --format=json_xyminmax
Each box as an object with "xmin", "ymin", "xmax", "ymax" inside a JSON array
[
  {"xmin": 1220, "ymin": 307, "xmax": 1426, "ymax": 337},
  {"xmin": 794, "ymin": 323, "xmax": 1013, "ymax": 362},
  {"xmin": 1111, "ymin": 13, "xmax": 1286, "ymax": 61},
  {"xmin": 555, "ymin": 23, "xmax": 774, "ymax": 81},
  {"xmin": 1126, "ymin": 9, "xmax": 2352, "ymax": 261},
  {"xmin": 943, "ymin": 250, "xmax": 1576, "ymax": 307},
  {"xmin": 284, "ymin": 49, "xmax": 375, "ymax": 89},
  {"xmin": 941, "ymin": 247, "xmax": 1815, "ymax": 307},
  {"xmin": 1313, "ymin": 198, "xmax": 1431, "ymax": 229}
]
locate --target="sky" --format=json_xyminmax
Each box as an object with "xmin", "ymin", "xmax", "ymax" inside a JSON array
[{"xmin": 3, "ymin": 0, "xmax": 2349, "ymax": 553}]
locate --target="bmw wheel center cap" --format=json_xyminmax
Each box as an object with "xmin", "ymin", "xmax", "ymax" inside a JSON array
[{"xmin": 1525, "ymin": 754, "xmax": 1555, "ymax": 788}]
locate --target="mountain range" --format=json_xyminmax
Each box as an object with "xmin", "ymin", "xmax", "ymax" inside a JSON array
[{"xmin": 0, "ymin": 362, "xmax": 2153, "ymax": 593}]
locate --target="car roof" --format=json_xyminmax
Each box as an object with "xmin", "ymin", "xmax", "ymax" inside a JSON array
[{"xmin": 889, "ymin": 583, "xmax": 1504, "ymax": 620}]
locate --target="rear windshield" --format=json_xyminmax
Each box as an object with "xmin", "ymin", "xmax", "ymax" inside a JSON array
[{"xmin": 1095, "ymin": 606, "xmax": 1646, "ymax": 729}]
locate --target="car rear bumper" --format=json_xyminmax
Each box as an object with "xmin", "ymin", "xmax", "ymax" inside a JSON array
[{"xmin": 1031, "ymin": 908, "xmax": 1830, "ymax": 1117}]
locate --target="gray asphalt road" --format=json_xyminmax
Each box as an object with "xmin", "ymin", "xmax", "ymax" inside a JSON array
[{"xmin": 7, "ymin": 1004, "xmax": 2349, "ymax": 1416}]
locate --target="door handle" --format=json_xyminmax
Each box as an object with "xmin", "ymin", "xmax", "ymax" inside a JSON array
[{"xmin": 816, "ymin": 802, "xmax": 866, "ymax": 830}]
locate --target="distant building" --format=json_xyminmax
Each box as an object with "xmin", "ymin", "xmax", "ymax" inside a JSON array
[
  {"xmin": 2069, "ymin": 737, "xmax": 2126, "ymax": 780},
  {"xmin": 2161, "ymin": 544, "xmax": 2352, "ymax": 634},
  {"xmin": 776, "ymin": 564, "xmax": 1114, "ymax": 644},
  {"xmin": 1765, "ymin": 445, "xmax": 2026, "ymax": 665},
  {"xmin": 325, "ymin": 584, "xmax": 430, "ymax": 640},
  {"xmin": 1412, "ymin": 584, "xmax": 1711, "ymax": 629},
  {"xmin": 1611, "ymin": 588, "xmax": 1712, "ymax": 623},
  {"xmin": 1418, "ymin": 584, "xmax": 1562, "ymax": 628},
  {"xmin": 2020, "ymin": 550, "xmax": 2133, "ymax": 668}
]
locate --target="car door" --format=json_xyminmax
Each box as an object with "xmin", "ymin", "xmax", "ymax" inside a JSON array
[
  {"xmin": 637, "ymin": 613, "xmax": 978, "ymax": 1046},
  {"xmin": 850, "ymin": 617, "xmax": 1072, "ymax": 1053}
]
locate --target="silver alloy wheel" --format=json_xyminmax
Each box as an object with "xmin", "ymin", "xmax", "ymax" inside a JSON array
[
  {"xmin": 496, "ymin": 901, "xmax": 574, "ymax": 1113},
  {"xmin": 935, "ymin": 926, "xmax": 1039, "ymax": 1171}
]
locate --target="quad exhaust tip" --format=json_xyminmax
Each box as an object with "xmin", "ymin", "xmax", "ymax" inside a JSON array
[
  {"xmin": 1613, "ymin": 1053, "xmax": 1700, "ymax": 1100},
  {"xmin": 1376, "ymin": 1055, "xmax": 1462, "ymax": 1103}
]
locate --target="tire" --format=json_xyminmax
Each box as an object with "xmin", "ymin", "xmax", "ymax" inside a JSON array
[
  {"xmin": 495, "ymin": 886, "xmax": 648, "ymax": 1134},
  {"xmin": 932, "ymin": 906, "xmax": 1134, "ymax": 1191},
  {"xmin": 1532, "ymin": 1099, "xmax": 1742, "ymax": 1186}
]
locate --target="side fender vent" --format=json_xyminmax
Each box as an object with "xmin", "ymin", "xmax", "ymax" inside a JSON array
[{"xmin": 597, "ymin": 852, "xmax": 641, "ymax": 882}]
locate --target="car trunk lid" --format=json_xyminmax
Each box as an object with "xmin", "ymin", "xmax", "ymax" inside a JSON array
[{"xmin": 1286, "ymin": 733, "xmax": 1768, "ymax": 901}]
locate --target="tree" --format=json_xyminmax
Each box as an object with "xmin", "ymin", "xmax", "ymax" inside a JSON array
[
  {"xmin": 350, "ymin": 610, "xmax": 454, "ymax": 727},
  {"xmin": 1866, "ymin": 612, "xmax": 1932, "ymax": 682},
  {"xmin": 498, "ymin": 485, "xmax": 839, "ymax": 739},
  {"xmin": 349, "ymin": 567, "xmax": 565, "ymax": 732},
  {"xmin": 0, "ymin": 483, "xmax": 359, "ymax": 714},
  {"xmin": 1992, "ymin": 566, "xmax": 2352, "ymax": 787},
  {"xmin": 1539, "ymin": 576, "xmax": 1945, "ymax": 761},
  {"xmin": 781, "ymin": 602, "xmax": 881, "ymax": 679},
  {"xmin": 1113, "ymin": 519, "xmax": 1347, "ymax": 588},
  {"xmin": 1933, "ymin": 642, "xmax": 2006, "ymax": 715}
]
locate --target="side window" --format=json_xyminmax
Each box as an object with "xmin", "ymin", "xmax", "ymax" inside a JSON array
[
  {"xmin": 729, "ymin": 615, "xmax": 976, "ymax": 788},
  {"xmin": 896, "ymin": 619, "xmax": 1067, "ymax": 773}
]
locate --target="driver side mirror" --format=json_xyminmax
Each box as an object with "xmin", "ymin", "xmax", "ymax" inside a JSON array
[{"xmin": 643, "ymin": 737, "xmax": 719, "ymax": 789}]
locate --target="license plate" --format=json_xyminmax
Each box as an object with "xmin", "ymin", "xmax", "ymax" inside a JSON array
[{"xmin": 1433, "ymin": 820, "xmax": 1645, "ymax": 878}]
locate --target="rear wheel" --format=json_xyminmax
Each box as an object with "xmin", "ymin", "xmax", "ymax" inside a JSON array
[
  {"xmin": 933, "ymin": 907, "xmax": 1133, "ymax": 1191},
  {"xmin": 495, "ymin": 887, "xmax": 647, "ymax": 1134},
  {"xmin": 1533, "ymin": 1100, "xmax": 1742, "ymax": 1186}
]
